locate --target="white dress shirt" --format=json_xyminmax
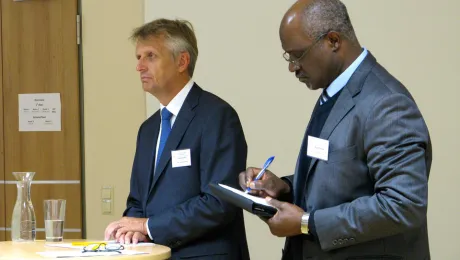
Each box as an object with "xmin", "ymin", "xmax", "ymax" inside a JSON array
[
  {"xmin": 145, "ymin": 78, "xmax": 194, "ymax": 240},
  {"xmin": 320, "ymin": 48, "xmax": 368, "ymax": 105},
  {"xmin": 154, "ymin": 79, "xmax": 194, "ymax": 171}
]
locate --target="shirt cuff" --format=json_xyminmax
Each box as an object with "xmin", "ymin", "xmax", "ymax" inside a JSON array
[
  {"xmin": 145, "ymin": 218, "xmax": 153, "ymax": 240},
  {"xmin": 279, "ymin": 177, "xmax": 294, "ymax": 203}
]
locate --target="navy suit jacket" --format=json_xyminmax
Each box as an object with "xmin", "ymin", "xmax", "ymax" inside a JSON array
[{"xmin": 123, "ymin": 84, "xmax": 250, "ymax": 260}]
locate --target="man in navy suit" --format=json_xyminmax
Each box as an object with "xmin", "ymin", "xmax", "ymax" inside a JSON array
[{"xmin": 104, "ymin": 18, "xmax": 250, "ymax": 260}]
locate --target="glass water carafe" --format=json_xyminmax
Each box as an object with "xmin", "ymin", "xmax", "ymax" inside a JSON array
[{"xmin": 11, "ymin": 172, "xmax": 36, "ymax": 242}]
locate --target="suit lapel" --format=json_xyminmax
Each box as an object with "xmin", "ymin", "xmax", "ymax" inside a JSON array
[
  {"xmin": 306, "ymin": 89, "xmax": 355, "ymax": 177},
  {"xmin": 148, "ymin": 85, "xmax": 201, "ymax": 195},
  {"xmin": 305, "ymin": 52, "xmax": 377, "ymax": 181},
  {"xmin": 143, "ymin": 113, "xmax": 160, "ymax": 208}
]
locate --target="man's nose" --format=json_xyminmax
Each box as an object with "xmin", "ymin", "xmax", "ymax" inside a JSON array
[
  {"xmin": 288, "ymin": 62, "xmax": 298, "ymax": 73},
  {"xmin": 136, "ymin": 60, "xmax": 146, "ymax": 72}
]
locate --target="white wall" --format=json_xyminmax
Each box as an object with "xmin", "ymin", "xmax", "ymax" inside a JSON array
[{"xmin": 144, "ymin": 0, "xmax": 460, "ymax": 259}]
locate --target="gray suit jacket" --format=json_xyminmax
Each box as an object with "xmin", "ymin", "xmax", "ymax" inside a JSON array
[{"xmin": 283, "ymin": 52, "xmax": 432, "ymax": 260}]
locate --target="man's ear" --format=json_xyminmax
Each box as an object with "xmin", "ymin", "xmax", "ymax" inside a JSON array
[
  {"xmin": 327, "ymin": 32, "xmax": 341, "ymax": 52},
  {"xmin": 177, "ymin": 52, "xmax": 191, "ymax": 73}
]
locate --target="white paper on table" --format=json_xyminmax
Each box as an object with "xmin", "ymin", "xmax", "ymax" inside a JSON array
[
  {"xmin": 218, "ymin": 184, "xmax": 276, "ymax": 208},
  {"xmin": 18, "ymin": 93, "xmax": 61, "ymax": 132},
  {"xmin": 45, "ymin": 242, "xmax": 156, "ymax": 249},
  {"xmin": 122, "ymin": 242, "xmax": 156, "ymax": 247},
  {"xmin": 36, "ymin": 249, "xmax": 148, "ymax": 258}
]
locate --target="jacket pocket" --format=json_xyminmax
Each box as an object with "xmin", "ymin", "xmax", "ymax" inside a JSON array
[{"xmin": 327, "ymin": 145, "xmax": 357, "ymax": 163}]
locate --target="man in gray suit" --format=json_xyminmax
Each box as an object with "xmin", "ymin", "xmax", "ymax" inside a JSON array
[{"xmin": 239, "ymin": 0, "xmax": 432, "ymax": 259}]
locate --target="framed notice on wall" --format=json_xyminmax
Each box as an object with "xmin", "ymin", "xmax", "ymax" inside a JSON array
[{"xmin": 18, "ymin": 93, "xmax": 62, "ymax": 132}]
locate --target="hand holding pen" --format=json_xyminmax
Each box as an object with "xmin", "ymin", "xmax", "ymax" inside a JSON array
[
  {"xmin": 245, "ymin": 156, "xmax": 275, "ymax": 193},
  {"xmin": 238, "ymin": 156, "xmax": 291, "ymax": 199}
]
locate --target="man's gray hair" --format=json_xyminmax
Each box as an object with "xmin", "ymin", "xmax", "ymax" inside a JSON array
[
  {"xmin": 302, "ymin": 0, "xmax": 358, "ymax": 43},
  {"xmin": 131, "ymin": 19, "xmax": 198, "ymax": 77}
]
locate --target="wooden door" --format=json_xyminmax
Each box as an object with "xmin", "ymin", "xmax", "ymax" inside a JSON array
[
  {"xmin": 0, "ymin": 0, "xmax": 5, "ymax": 242},
  {"xmin": 0, "ymin": 0, "xmax": 82, "ymax": 240}
]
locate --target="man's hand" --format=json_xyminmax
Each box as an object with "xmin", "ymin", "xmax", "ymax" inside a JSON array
[
  {"xmin": 238, "ymin": 167, "xmax": 290, "ymax": 198},
  {"xmin": 121, "ymin": 231, "xmax": 149, "ymax": 244},
  {"xmin": 104, "ymin": 217, "xmax": 148, "ymax": 242},
  {"xmin": 264, "ymin": 197, "xmax": 304, "ymax": 237}
]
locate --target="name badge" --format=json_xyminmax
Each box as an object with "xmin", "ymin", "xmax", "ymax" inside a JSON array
[
  {"xmin": 307, "ymin": 136, "xmax": 329, "ymax": 161},
  {"xmin": 171, "ymin": 149, "xmax": 192, "ymax": 168}
]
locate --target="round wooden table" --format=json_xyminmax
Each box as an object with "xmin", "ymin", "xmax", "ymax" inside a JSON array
[{"xmin": 0, "ymin": 240, "xmax": 171, "ymax": 259}]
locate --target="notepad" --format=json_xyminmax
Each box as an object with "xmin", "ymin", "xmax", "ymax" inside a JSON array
[{"xmin": 218, "ymin": 184, "xmax": 275, "ymax": 208}]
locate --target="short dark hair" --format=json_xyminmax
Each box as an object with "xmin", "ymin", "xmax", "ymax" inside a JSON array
[
  {"xmin": 302, "ymin": 0, "xmax": 358, "ymax": 43},
  {"xmin": 131, "ymin": 18, "xmax": 199, "ymax": 77}
]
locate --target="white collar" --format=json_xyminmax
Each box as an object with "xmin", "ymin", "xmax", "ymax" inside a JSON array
[{"xmin": 160, "ymin": 79, "xmax": 194, "ymax": 116}]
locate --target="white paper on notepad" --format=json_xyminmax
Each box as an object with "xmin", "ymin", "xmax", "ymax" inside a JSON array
[
  {"xmin": 36, "ymin": 250, "xmax": 147, "ymax": 258},
  {"xmin": 218, "ymin": 184, "xmax": 276, "ymax": 209}
]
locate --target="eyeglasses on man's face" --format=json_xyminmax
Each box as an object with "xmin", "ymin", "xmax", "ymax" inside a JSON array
[{"xmin": 282, "ymin": 32, "xmax": 329, "ymax": 68}]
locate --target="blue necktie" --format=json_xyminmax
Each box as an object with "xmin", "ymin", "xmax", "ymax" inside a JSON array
[{"xmin": 156, "ymin": 108, "xmax": 173, "ymax": 169}]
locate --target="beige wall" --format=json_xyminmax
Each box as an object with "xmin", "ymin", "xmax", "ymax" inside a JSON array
[
  {"xmin": 81, "ymin": 0, "xmax": 145, "ymax": 239},
  {"xmin": 82, "ymin": 0, "xmax": 460, "ymax": 259},
  {"xmin": 345, "ymin": 1, "xmax": 459, "ymax": 258}
]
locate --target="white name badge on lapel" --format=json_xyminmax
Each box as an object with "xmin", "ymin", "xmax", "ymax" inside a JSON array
[
  {"xmin": 307, "ymin": 136, "xmax": 329, "ymax": 161},
  {"xmin": 171, "ymin": 149, "xmax": 192, "ymax": 168}
]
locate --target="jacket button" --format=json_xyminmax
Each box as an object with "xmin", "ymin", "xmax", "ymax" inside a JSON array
[
  {"xmin": 350, "ymin": 238, "xmax": 355, "ymax": 242},
  {"xmin": 332, "ymin": 240, "xmax": 337, "ymax": 245},
  {"xmin": 338, "ymin": 239, "xmax": 343, "ymax": 244},
  {"xmin": 344, "ymin": 238, "xmax": 349, "ymax": 243}
]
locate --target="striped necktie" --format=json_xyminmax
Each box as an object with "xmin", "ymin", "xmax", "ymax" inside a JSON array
[{"xmin": 320, "ymin": 89, "xmax": 331, "ymax": 105}]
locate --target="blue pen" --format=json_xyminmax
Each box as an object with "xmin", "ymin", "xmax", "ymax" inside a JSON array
[{"xmin": 245, "ymin": 156, "xmax": 275, "ymax": 193}]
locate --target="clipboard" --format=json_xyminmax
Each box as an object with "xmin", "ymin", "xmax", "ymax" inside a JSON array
[{"xmin": 209, "ymin": 183, "xmax": 277, "ymax": 218}]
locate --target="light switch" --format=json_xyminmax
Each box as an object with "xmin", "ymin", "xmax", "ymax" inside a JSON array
[
  {"xmin": 102, "ymin": 200, "xmax": 112, "ymax": 215},
  {"xmin": 101, "ymin": 186, "xmax": 113, "ymax": 215},
  {"xmin": 101, "ymin": 186, "xmax": 112, "ymax": 200}
]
